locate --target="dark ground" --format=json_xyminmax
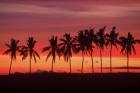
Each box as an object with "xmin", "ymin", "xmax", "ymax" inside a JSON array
[{"xmin": 0, "ymin": 72, "xmax": 140, "ymax": 93}]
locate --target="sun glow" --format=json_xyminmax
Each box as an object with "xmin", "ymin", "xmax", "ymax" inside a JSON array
[{"xmin": 0, "ymin": 55, "xmax": 140, "ymax": 75}]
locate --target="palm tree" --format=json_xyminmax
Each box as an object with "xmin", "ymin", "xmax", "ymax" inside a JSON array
[
  {"xmin": 119, "ymin": 32, "xmax": 137, "ymax": 72},
  {"xmin": 84, "ymin": 28, "xmax": 96, "ymax": 73},
  {"xmin": 59, "ymin": 33, "xmax": 77, "ymax": 73},
  {"xmin": 106, "ymin": 27, "xmax": 119, "ymax": 73},
  {"xmin": 3, "ymin": 39, "xmax": 20, "ymax": 75},
  {"xmin": 42, "ymin": 36, "xmax": 59, "ymax": 72},
  {"xmin": 20, "ymin": 37, "xmax": 40, "ymax": 73},
  {"xmin": 75, "ymin": 30, "xmax": 89, "ymax": 73},
  {"xmin": 96, "ymin": 26, "xmax": 106, "ymax": 73}
]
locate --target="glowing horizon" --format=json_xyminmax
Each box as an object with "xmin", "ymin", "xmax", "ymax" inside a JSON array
[{"xmin": 0, "ymin": 55, "xmax": 140, "ymax": 74}]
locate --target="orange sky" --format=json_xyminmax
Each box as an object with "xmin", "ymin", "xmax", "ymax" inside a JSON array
[{"xmin": 0, "ymin": 55, "xmax": 140, "ymax": 75}]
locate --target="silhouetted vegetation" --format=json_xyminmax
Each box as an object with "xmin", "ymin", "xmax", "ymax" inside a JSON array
[
  {"xmin": 42, "ymin": 36, "xmax": 59, "ymax": 72},
  {"xmin": 59, "ymin": 33, "xmax": 77, "ymax": 73},
  {"xmin": 20, "ymin": 37, "xmax": 40, "ymax": 73},
  {"xmin": 96, "ymin": 26, "xmax": 106, "ymax": 73},
  {"xmin": 119, "ymin": 32, "xmax": 138, "ymax": 72},
  {"xmin": 3, "ymin": 39, "xmax": 20, "ymax": 75},
  {"xmin": 3, "ymin": 26, "xmax": 140, "ymax": 74},
  {"xmin": 106, "ymin": 26, "xmax": 119, "ymax": 73}
]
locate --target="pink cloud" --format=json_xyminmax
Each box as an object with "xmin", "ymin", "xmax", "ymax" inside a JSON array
[{"xmin": 0, "ymin": 3, "xmax": 140, "ymax": 18}]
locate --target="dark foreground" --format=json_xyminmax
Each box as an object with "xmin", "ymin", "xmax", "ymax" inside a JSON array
[{"xmin": 0, "ymin": 72, "xmax": 140, "ymax": 93}]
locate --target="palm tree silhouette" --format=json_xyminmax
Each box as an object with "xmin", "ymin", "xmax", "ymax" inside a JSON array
[
  {"xmin": 59, "ymin": 33, "xmax": 77, "ymax": 73},
  {"xmin": 42, "ymin": 36, "xmax": 59, "ymax": 72},
  {"xmin": 20, "ymin": 37, "xmax": 40, "ymax": 73},
  {"xmin": 75, "ymin": 30, "xmax": 89, "ymax": 73},
  {"xmin": 119, "ymin": 32, "xmax": 137, "ymax": 72},
  {"xmin": 96, "ymin": 26, "xmax": 106, "ymax": 73},
  {"xmin": 3, "ymin": 39, "xmax": 20, "ymax": 75},
  {"xmin": 106, "ymin": 27, "xmax": 119, "ymax": 73},
  {"xmin": 84, "ymin": 28, "xmax": 96, "ymax": 73}
]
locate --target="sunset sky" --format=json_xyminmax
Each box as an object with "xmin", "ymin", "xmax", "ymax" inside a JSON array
[{"xmin": 0, "ymin": 0, "xmax": 140, "ymax": 74}]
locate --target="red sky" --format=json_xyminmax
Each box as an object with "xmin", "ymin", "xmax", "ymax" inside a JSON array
[
  {"xmin": 0, "ymin": 0, "xmax": 140, "ymax": 55},
  {"xmin": 0, "ymin": 0, "xmax": 140, "ymax": 74}
]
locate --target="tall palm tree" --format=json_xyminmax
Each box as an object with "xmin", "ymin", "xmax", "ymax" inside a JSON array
[
  {"xmin": 42, "ymin": 36, "xmax": 59, "ymax": 72},
  {"xmin": 75, "ymin": 30, "xmax": 89, "ymax": 73},
  {"xmin": 20, "ymin": 37, "xmax": 40, "ymax": 73},
  {"xmin": 96, "ymin": 26, "xmax": 106, "ymax": 73},
  {"xmin": 84, "ymin": 28, "xmax": 96, "ymax": 73},
  {"xmin": 119, "ymin": 32, "xmax": 137, "ymax": 72},
  {"xmin": 106, "ymin": 27, "xmax": 119, "ymax": 73},
  {"xmin": 59, "ymin": 33, "xmax": 77, "ymax": 73},
  {"xmin": 3, "ymin": 39, "xmax": 20, "ymax": 75}
]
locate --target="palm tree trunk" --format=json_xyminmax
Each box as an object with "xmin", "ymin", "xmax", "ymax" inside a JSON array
[
  {"xmin": 81, "ymin": 52, "xmax": 84, "ymax": 73},
  {"xmin": 30, "ymin": 58, "xmax": 32, "ymax": 73},
  {"xmin": 90, "ymin": 51, "xmax": 94, "ymax": 73},
  {"xmin": 69, "ymin": 58, "xmax": 71, "ymax": 73},
  {"xmin": 51, "ymin": 59, "xmax": 54, "ymax": 72},
  {"xmin": 100, "ymin": 48, "xmax": 103, "ymax": 73},
  {"xmin": 127, "ymin": 52, "xmax": 129, "ymax": 73},
  {"xmin": 9, "ymin": 59, "xmax": 13, "ymax": 75},
  {"xmin": 110, "ymin": 45, "xmax": 112, "ymax": 73}
]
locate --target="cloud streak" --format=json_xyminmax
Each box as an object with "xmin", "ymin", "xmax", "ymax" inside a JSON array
[{"xmin": 0, "ymin": 3, "xmax": 140, "ymax": 18}]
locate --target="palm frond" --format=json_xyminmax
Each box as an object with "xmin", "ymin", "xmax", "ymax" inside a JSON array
[
  {"xmin": 135, "ymin": 40, "xmax": 140, "ymax": 44},
  {"xmin": 42, "ymin": 46, "xmax": 50, "ymax": 52},
  {"xmin": 59, "ymin": 43, "xmax": 66, "ymax": 47},
  {"xmin": 16, "ymin": 40, "xmax": 20, "ymax": 44},
  {"xmin": 3, "ymin": 49, "xmax": 11, "ymax": 55},
  {"xmin": 132, "ymin": 45, "xmax": 136, "ymax": 55},
  {"xmin": 34, "ymin": 51, "xmax": 40, "ymax": 59},
  {"xmin": 22, "ymin": 52, "xmax": 28, "ymax": 60},
  {"xmin": 5, "ymin": 44, "xmax": 10, "ymax": 48},
  {"xmin": 33, "ymin": 53, "xmax": 37, "ymax": 63},
  {"xmin": 46, "ymin": 51, "xmax": 51, "ymax": 62},
  {"xmin": 60, "ymin": 39, "xmax": 67, "ymax": 43},
  {"xmin": 13, "ymin": 53, "xmax": 16, "ymax": 60}
]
